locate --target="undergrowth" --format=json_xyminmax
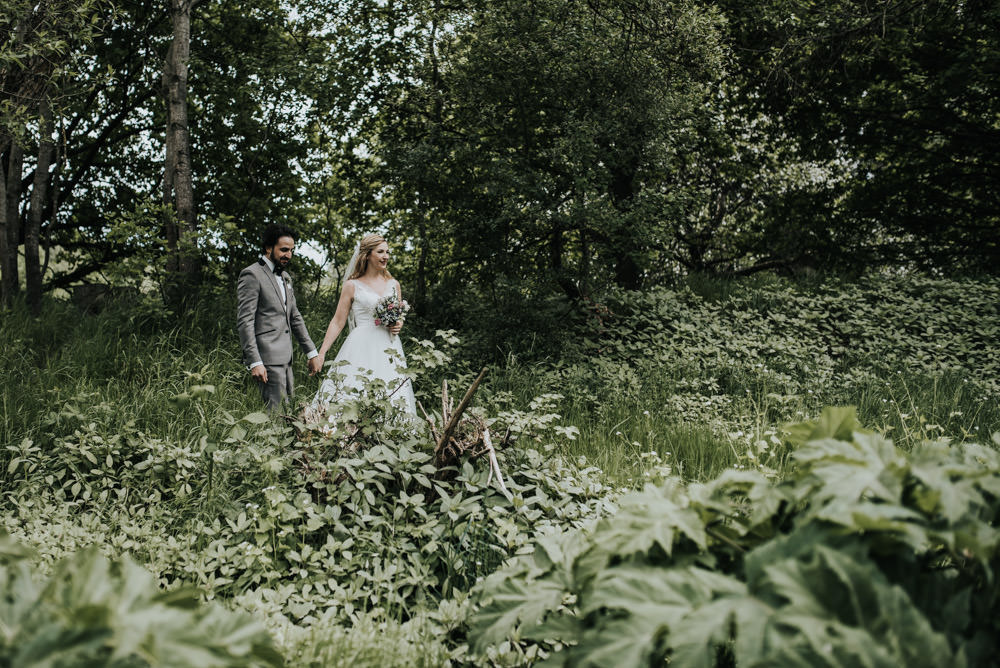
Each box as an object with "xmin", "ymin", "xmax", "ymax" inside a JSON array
[{"xmin": 1, "ymin": 273, "xmax": 998, "ymax": 665}]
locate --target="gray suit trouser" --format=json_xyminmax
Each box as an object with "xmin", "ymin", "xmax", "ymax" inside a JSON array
[{"xmin": 259, "ymin": 363, "xmax": 294, "ymax": 411}]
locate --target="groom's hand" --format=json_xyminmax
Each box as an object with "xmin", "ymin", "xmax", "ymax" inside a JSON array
[
  {"xmin": 251, "ymin": 365, "xmax": 268, "ymax": 384},
  {"xmin": 308, "ymin": 355, "xmax": 324, "ymax": 376}
]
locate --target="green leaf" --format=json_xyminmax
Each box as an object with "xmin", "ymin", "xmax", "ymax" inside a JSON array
[
  {"xmin": 783, "ymin": 406, "xmax": 862, "ymax": 447},
  {"xmin": 571, "ymin": 566, "xmax": 746, "ymax": 668},
  {"xmin": 471, "ymin": 574, "xmax": 567, "ymax": 653}
]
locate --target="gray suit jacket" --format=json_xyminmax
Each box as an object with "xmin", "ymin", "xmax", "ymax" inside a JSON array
[{"xmin": 236, "ymin": 259, "xmax": 316, "ymax": 367}]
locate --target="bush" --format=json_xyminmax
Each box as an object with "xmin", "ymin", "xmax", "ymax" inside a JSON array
[
  {"xmin": 469, "ymin": 408, "xmax": 1000, "ymax": 666},
  {"xmin": 0, "ymin": 533, "xmax": 282, "ymax": 667}
]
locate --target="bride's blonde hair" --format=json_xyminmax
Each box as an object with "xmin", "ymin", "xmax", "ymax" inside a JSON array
[{"xmin": 347, "ymin": 233, "xmax": 392, "ymax": 280}]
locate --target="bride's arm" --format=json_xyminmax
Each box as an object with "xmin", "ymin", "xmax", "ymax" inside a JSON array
[
  {"xmin": 390, "ymin": 279, "xmax": 405, "ymax": 336},
  {"xmin": 318, "ymin": 281, "xmax": 356, "ymax": 358}
]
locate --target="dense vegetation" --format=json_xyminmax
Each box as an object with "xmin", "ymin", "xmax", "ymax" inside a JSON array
[
  {"xmin": 2, "ymin": 274, "xmax": 998, "ymax": 664},
  {"xmin": 3, "ymin": 0, "xmax": 998, "ymax": 664}
]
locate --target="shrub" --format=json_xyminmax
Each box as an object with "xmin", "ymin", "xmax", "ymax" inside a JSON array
[
  {"xmin": 469, "ymin": 408, "xmax": 1000, "ymax": 666},
  {"xmin": 0, "ymin": 533, "xmax": 282, "ymax": 667}
]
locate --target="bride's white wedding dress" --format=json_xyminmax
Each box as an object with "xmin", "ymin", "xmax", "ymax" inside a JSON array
[{"xmin": 311, "ymin": 280, "xmax": 417, "ymax": 416}]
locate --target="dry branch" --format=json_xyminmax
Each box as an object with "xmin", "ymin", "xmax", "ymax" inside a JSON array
[{"xmin": 435, "ymin": 366, "xmax": 488, "ymax": 459}]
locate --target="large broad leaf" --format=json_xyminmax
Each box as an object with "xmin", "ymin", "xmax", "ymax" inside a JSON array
[
  {"xmin": 675, "ymin": 544, "xmax": 960, "ymax": 668},
  {"xmin": 470, "ymin": 573, "xmax": 569, "ymax": 653},
  {"xmin": 669, "ymin": 595, "xmax": 773, "ymax": 668},
  {"xmin": 908, "ymin": 441, "xmax": 997, "ymax": 524},
  {"xmin": 3, "ymin": 544, "xmax": 282, "ymax": 667},
  {"xmin": 583, "ymin": 483, "xmax": 707, "ymax": 570},
  {"xmin": 567, "ymin": 566, "xmax": 746, "ymax": 668},
  {"xmin": 793, "ymin": 433, "xmax": 907, "ymax": 507},
  {"xmin": 783, "ymin": 406, "xmax": 863, "ymax": 447},
  {"xmin": 471, "ymin": 532, "xmax": 586, "ymax": 654},
  {"xmin": 816, "ymin": 499, "xmax": 929, "ymax": 547},
  {"xmin": 758, "ymin": 546, "xmax": 958, "ymax": 668}
]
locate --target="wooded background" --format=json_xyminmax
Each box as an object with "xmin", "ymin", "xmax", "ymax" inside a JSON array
[{"xmin": 2, "ymin": 0, "xmax": 997, "ymax": 317}]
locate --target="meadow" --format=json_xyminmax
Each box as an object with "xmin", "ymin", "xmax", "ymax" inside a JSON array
[{"xmin": 1, "ymin": 273, "xmax": 998, "ymax": 666}]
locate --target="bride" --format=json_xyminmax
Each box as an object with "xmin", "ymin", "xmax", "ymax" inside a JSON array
[{"xmin": 309, "ymin": 233, "xmax": 417, "ymax": 417}]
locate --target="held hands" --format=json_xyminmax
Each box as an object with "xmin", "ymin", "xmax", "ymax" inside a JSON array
[{"xmin": 308, "ymin": 354, "xmax": 325, "ymax": 376}]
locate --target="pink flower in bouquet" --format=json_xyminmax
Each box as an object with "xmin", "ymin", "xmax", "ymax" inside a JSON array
[{"xmin": 373, "ymin": 288, "xmax": 411, "ymax": 339}]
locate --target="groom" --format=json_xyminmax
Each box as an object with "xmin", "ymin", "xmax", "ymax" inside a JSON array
[{"xmin": 237, "ymin": 225, "xmax": 322, "ymax": 411}]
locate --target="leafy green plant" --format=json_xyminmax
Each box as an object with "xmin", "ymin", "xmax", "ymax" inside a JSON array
[
  {"xmin": 482, "ymin": 274, "xmax": 1000, "ymax": 483},
  {"xmin": 3, "ymin": 274, "xmax": 999, "ymax": 665},
  {"xmin": 0, "ymin": 533, "xmax": 282, "ymax": 667},
  {"xmin": 469, "ymin": 408, "xmax": 1000, "ymax": 666}
]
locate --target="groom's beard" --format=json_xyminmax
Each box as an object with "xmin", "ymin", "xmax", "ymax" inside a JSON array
[{"xmin": 267, "ymin": 253, "xmax": 291, "ymax": 271}]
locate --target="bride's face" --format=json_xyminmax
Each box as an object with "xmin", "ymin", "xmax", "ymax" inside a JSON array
[{"xmin": 369, "ymin": 242, "xmax": 390, "ymax": 272}]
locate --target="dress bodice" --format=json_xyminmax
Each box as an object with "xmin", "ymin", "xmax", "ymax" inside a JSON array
[
  {"xmin": 350, "ymin": 279, "xmax": 393, "ymax": 329},
  {"xmin": 309, "ymin": 277, "xmax": 415, "ymax": 418}
]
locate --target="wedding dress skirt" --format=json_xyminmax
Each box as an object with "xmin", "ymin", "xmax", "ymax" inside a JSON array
[{"xmin": 310, "ymin": 280, "xmax": 417, "ymax": 417}]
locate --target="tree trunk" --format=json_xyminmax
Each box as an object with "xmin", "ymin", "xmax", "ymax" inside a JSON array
[
  {"xmin": 162, "ymin": 39, "xmax": 179, "ymax": 275},
  {"xmin": 162, "ymin": 0, "xmax": 199, "ymax": 302},
  {"xmin": 609, "ymin": 160, "xmax": 642, "ymax": 289},
  {"xmin": 551, "ymin": 226, "xmax": 581, "ymax": 300},
  {"xmin": 0, "ymin": 135, "xmax": 10, "ymax": 308},
  {"xmin": 2, "ymin": 140, "xmax": 25, "ymax": 306},
  {"xmin": 415, "ymin": 211, "xmax": 429, "ymax": 314},
  {"xmin": 26, "ymin": 97, "xmax": 54, "ymax": 316}
]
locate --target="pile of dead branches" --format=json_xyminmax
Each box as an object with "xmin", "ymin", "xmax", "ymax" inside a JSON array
[
  {"xmin": 290, "ymin": 366, "xmax": 511, "ymax": 500},
  {"xmin": 421, "ymin": 367, "xmax": 511, "ymax": 499}
]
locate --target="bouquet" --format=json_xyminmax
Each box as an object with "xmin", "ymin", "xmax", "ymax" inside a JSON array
[{"xmin": 373, "ymin": 288, "xmax": 410, "ymax": 339}]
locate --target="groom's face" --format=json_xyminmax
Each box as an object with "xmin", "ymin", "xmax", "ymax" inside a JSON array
[{"xmin": 266, "ymin": 235, "xmax": 295, "ymax": 269}]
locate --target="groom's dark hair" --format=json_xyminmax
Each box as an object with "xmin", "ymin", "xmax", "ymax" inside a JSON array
[{"xmin": 262, "ymin": 224, "xmax": 297, "ymax": 250}]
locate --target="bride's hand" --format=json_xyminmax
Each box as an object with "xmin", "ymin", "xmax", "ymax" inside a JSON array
[
  {"xmin": 308, "ymin": 354, "xmax": 324, "ymax": 376},
  {"xmin": 389, "ymin": 322, "xmax": 403, "ymax": 336}
]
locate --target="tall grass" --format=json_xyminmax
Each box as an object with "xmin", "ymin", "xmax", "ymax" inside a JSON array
[
  {"xmin": 0, "ymin": 296, "xmax": 263, "ymax": 475},
  {"xmin": 465, "ymin": 273, "xmax": 1000, "ymax": 484},
  {"xmin": 4, "ymin": 274, "xmax": 999, "ymax": 489}
]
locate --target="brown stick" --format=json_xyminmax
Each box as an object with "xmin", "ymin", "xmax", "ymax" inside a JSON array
[{"xmin": 435, "ymin": 367, "xmax": 489, "ymax": 455}]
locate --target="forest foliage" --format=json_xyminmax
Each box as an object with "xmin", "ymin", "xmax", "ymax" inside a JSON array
[
  {"xmin": 1, "ymin": 0, "xmax": 998, "ymax": 315},
  {"xmin": 3, "ymin": 0, "xmax": 999, "ymax": 664},
  {"xmin": 472, "ymin": 407, "xmax": 1000, "ymax": 667}
]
